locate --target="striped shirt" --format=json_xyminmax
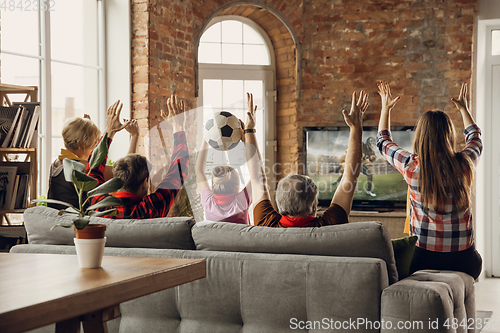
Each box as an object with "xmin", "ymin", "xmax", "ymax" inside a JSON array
[
  {"xmin": 376, "ymin": 124, "xmax": 482, "ymax": 252},
  {"xmin": 88, "ymin": 131, "xmax": 189, "ymax": 219}
]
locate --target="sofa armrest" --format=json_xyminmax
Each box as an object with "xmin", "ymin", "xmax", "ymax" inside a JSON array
[{"xmin": 381, "ymin": 270, "xmax": 475, "ymax": 333}]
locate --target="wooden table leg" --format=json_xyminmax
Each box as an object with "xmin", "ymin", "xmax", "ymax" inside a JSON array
[
  {"xmin": 55, "ymin": 317, "xmax": 80, "ymax": 333},
  {"xmin": 81, "ymin": 304, "xmax": 121, "ymax": 333}
]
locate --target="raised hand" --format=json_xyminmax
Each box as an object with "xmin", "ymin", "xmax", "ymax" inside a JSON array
[
  {"xmin": 377, "ymin": 81, "xmax": 400, "ymax": 112},
  {"xmin": 238, "ymin": 118, "xmax": 246, "ymax": 142},
  {"xmin": 161, "ymin": 94, "xmax": 186, "ymax": 132},
  {"xmin": 451, "ymin": 82, "xmax": 469, "ymax": 113},
  {"xmin": 342, "ymin": 90, "xmax": 368, "ymax": 129},
  {"xmin": 245, "ymin": 92, "xmax": 257, "ymax": 130},
  {"xmin": 105, "ymin": 100, "xmax": 128, "ymax": 139},
  {"xmin": 125, "ymin": 119, "xmax": 139, "ymax": 137}
]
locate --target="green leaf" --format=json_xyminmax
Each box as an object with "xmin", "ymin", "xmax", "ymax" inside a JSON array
[
  {"xmin": 72, "ymin": 170, "xmax": 98, "ymax": 191},
  {"xmin": 87, "ymin": 196, "xmax": 122, "ymax": 211},
  {"xmin": 88, "ymin": 208, "xmax": 118, "ymax": 217},
  {"xmin": 32, "ymin": 199, "xmax": 78, "ymax": 211},
  {"xmin": 73, "ymin": 218, "xmax": 90, "ymax": 230},
  {"xmin": 87, "ymin": 178, "xmax": 124, "ymax": 198},
  {"xmin": 50, "ymin": 222, "xmax": 75, "ymax": 230},
  {"xmin": 63, "ymin": 158, "xmax": 86, "ymax": 183},
  {"xmin": 89, "ymin": 132, "xmax": 109, "ymax": 171},
  {"xmin": 57, "ymin": 207, "xmax": 79, "ymax": 216}
]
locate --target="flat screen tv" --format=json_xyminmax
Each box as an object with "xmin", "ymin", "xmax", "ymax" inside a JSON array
[{"xmin": 303, "ymin": 126, "xmax": 415, "ymax": 211}]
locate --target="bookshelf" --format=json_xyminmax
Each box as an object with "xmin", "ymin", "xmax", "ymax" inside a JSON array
[{"xmin": 0, "ymin": 84, "xmax": 39, "ymax": 226}]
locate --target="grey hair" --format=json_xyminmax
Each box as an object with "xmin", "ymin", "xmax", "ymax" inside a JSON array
[{"xmin": 275, "ymin": 174, "xmax": 318, "ymax": 217}]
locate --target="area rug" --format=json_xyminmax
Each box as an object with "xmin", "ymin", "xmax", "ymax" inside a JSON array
[{"xmin": 477, "ymin": 310, "xmax": 493, "ymax": 333}]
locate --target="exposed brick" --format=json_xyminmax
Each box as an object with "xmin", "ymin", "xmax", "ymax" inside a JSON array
[{"xmin": 129, "ymin": 0, "xmax": 476, "ymax": 177}]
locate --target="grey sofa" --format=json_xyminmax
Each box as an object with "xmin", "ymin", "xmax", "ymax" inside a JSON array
[{"xmin": 11, "ymin": 206, "xmax": 476, "ymax": 333}]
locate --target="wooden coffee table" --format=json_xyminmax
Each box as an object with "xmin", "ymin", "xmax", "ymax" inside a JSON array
[{"xmin": 0, "ymin": 253, "xmax": 206, "ymax": 333}]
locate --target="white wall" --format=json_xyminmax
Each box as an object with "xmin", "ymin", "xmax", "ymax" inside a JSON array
[
  {"xmin": 475, "ymin": 0, "xmax": 500, "ymax": 277},
  {"xmin": 478, "ymin": 0, "xmax": 500, "ymax": 20},
  {"xmin": 104, "ymin": 0, "xmax": 132, "ymax": 163}
]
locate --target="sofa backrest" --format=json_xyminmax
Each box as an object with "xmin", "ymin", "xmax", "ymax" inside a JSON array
[
  {"xmin": 192, "ymin": 221, "xmax": 399, "ymax": 284},
  {"xmin": 11, "ymin": 244, "xmax": 388, "ymax": 333},
  {"xmin": 23, "ymin": 206, "xmax": 196, "ymax": 250}
]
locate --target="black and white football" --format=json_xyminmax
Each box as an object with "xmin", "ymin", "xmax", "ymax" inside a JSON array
[{"xmin": 203, "ymin": 111, "xmax": 241, "ymax": 151}]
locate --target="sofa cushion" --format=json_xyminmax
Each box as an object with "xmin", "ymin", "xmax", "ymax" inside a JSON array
[
  {"xmin": 391, "ymin": 235, "xmax": 418, "ymax": 279},
  {"xmin": 23, "ymin": 206, "xmax": 196, "ymax": 250},
  {"xmin": 192, "ymin": 221, "xmax": 398, "ymax": 284},
  {"xmin": 11, "ymin": 244, "xmax": 389, "ymax": 333}
]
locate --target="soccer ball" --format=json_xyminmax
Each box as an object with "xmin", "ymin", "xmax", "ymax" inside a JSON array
[{"xmin": 203, "ymin": 111, "xmax": 241, "ymax": 151}]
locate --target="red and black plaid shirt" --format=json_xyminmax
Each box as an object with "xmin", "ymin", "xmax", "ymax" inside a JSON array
[{"xmin": 87, "ymin": 132, "xmax": 189, "ymax": 219}]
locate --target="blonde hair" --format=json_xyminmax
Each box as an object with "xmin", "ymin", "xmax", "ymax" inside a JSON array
[
  {"xmin": 62, "ymin": 118, "xmax": 101, "ymax": 152},
  {"xmin": 211, "ymin": 166, "xmax": 239, "ymax": 195},
  {"xmin": 413, "ymin": 110, "xmax": 474, "ymax": 213}
]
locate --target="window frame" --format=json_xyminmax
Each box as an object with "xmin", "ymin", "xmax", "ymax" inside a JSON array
[
  {"xmin": 197, "ymin": 16, "xmax": 277, "ymax": 198},
  {"xmin": 0, "ymin": 2, "xmax": 106, "ymax": 196},
  {"xmin": 475, "ymin": 20, "xmax": 500, "ymax": 278}
]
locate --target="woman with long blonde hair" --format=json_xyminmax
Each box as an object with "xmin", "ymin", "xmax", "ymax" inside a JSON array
[{"xmin": 377, "ymin": 81, "xmax": 482, "ymax": 279}]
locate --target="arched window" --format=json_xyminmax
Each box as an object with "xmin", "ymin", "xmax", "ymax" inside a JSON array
[{"xmin": 198, "ymin": 16, "xmax": 276, "ymax": 190}]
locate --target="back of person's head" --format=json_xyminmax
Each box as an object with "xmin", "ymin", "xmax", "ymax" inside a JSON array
[
  {"xmin": 276, "ymin": 174, "xmax": 318, "ymax": 217},
  {"xmin": 62, "ymin": 117, "xmax": 101, "ymax": 152},
  {"xmin": 212, "ymin": 166, "xmax": 239, "ymax": 195},
  {"xmin": 113, "ymin": 154, "xmax": 150, "ymax": 193},
  {"xmin": 413, "ymin": 110, "xmax": 473, "ymax": 212}
]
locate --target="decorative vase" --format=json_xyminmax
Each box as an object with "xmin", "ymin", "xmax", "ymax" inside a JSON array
[{"xmin": 73, "ymin": 224, "xmax": 107, "ymax": 268}]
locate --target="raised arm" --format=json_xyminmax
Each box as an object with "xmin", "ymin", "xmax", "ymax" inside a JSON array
[
  {"xmin": 136, "ymin": 94, "xmax": 189, "ymax": 217},
  {"xmin": 196, "ymin": 139, "xmax": 210, "ymax": 192},
  {"xmin": 378, "ymin": 81, "xmax": 400, "ymax": 132},
  {"xmin": 125, "ymin": 119, "xmax": 140, "ymax": 155},
  {"xmin": 331, "ymin": 91, "xmax": 368, "ymax": 215},
  {"xmin": 245, "ymin": 93, "xmax": 269, "ymax": 206},
  {"xmin": 451, "ymin": 82, "xmax": 475, "ymax": 128},
  {"xmin": 104, "ymin": 100, "xmax": 129, "ymax": 140},
  {"xmin": 87, "ymin": 100, "xmax": 129, "ymax": 185}
]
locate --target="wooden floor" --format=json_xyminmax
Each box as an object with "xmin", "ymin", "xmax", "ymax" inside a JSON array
[{"xmin": 475, "ymin": 277, "xmax": 500, "ymax": 333}]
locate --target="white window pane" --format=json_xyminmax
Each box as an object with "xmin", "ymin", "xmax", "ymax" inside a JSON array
[
  {"xmin": 51, "ymin": 0, "xmax": 98, "ymax": 66},
  {"xmin": 0, "ymin": 10, "xmax": 39, "ymax": 56},
  {"xmin": 223, "ymin": 80, "xmax": 244, "ymax": 109},
  {"xmin": 200, "ymin": 23, "xmax": 221, "ymax": 43},
  {"xmin": 493, "ymin": 30, "xmax": 500, "ymax": 56},
  {"xmin": 222, "ymin": 21, "xmax": 242, "ymax": 43},
  {"xmin": 0, "ymin": 54, "xmax": 39, "ymax": 99},
  {"xmin": 203, "ymin": 79, "xmax": 222, "ymax": 109},
  {"xmin": 222, "ymin": 44, "xmax": 242, "ymax": 65},
  {"xmin": 244, "ymin": 80, "xmax": 263, "ymax": 108},
  {"xmin": 52, "ymin": 138, "xmax": 64, "ymax": 163},
  {"xmin": 51, "ymin": 63, "xmax": 99, "ymax": 136},
  {"xmin": 243, "ymin": 24, "xmax": 265, "ymax": 45},
  {"xmin": 198, "ymin": 42, "xmax": 221, "ymax": 64},
  {"xmin": 243, "ymin": 44, "xmax": 270, "ymax": 65}
]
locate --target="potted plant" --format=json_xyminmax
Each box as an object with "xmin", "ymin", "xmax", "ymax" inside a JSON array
[{"xmin": 34, "ymin": 133, "xmax": 124, "ymax": 268}]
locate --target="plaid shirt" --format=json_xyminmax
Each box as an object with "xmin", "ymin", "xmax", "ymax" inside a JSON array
[
  {"xmin": 376, "ymin": 124, "xmax": 482, "ymax": 252},
  {"xmin": 88, "ymin": 131, "xmax": 189, "ymax": 219}
]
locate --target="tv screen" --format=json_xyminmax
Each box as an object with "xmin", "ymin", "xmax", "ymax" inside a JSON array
[{"xmin": 303, "ymin": 126, "xmax": 415, "ymax": 211}]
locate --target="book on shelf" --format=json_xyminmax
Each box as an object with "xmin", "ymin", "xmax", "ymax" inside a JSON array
[
  {"xmin": 9, "ymin": 107, "xmax": 28, "ymax": 148},
  {"xmin": 13, "ymin": 102, "xmax": 40, "ymax": 148},
  {"xmin": 15, "ymin": 174, "xmax": 29, "ymax": 209},
  {"xmin": 9, "ymin": 175, "xmax": 19, "ymax": 210},
  {"xmin": 0, "ymin": 162, "xmax": 30, "ymax": 209},
  {"xmin": 0, "ymin": 106, "xmax": 23, "ymax": 148},
  {"xmin": 0, "ymin": 166, "xmax": 18, "ymax": 210}
]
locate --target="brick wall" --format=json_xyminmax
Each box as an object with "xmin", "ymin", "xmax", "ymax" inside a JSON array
[{"xmin": 132, "ymin": 0, "xmax": 477, "ymax": 177}]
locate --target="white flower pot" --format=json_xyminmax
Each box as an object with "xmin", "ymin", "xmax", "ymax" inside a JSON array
[{"xmin": 74, "ymin": 237, "xmax": 107, "ymax": 268}]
